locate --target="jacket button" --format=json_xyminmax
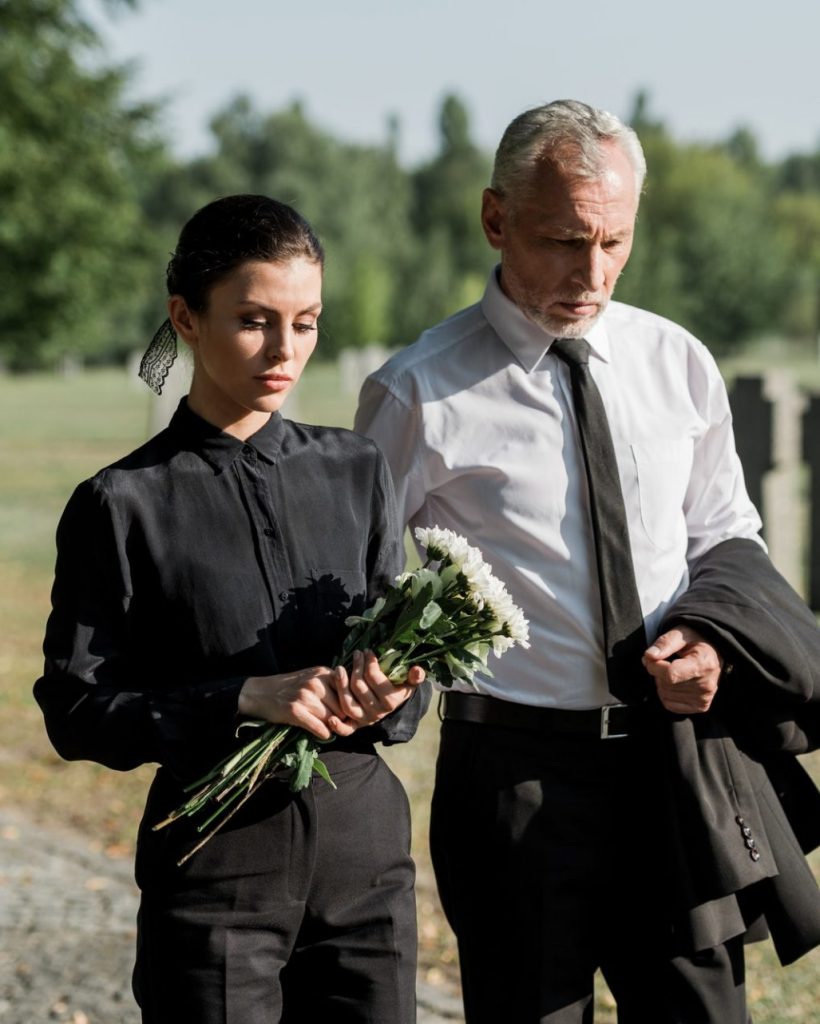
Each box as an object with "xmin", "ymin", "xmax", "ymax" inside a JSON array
[
  {"xmin": 742, "ymin": 826, "xmax": 753, "ymax": 838},
  {"xmin": 735, "ymin": 816, "xmax": 745, "ymax": 826},
  {"xmin": 750, "ymin": 849, "xmax": 761, "ymax": 862},
  {"xmin": 744, "ymin": 837, "xmax": 757, "ymax": 850},
  {"xmin": 279, "ymin": 591, "xmax": 289, "ymax": 601}
]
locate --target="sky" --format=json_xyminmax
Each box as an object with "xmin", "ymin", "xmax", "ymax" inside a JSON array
[{"xmin": 86, "ymin": 0, "xmax": 820, "ymax": 167}]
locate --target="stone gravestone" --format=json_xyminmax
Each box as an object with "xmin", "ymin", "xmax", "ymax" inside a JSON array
[
  {"xmin": 802, "ymin": 393, "xmax": 820, "ymax": 611},
  {"xmin": 729, "ymin": 376, "xmax": 773, "ymax": 536},
  {"xmin": 339, "ymin": 346, "xmax": 392, "ymax": 396}
]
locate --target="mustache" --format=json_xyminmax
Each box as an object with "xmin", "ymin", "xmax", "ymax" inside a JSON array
[{"xmin": 555, "ymin": 295, "xmax": 603, "ymax": 304}]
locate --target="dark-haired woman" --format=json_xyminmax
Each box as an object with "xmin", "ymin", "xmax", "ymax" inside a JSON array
[{"xmin": 35, "ymin": 195, "xmax": 429, "ymax": 1024}]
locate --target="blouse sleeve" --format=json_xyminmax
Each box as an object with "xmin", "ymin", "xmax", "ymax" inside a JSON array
[
  {"xmin": 33, "ymin": 478, "xmax": 245, "ymax": 779},
  {"xmin": 361, "ymin": 446, "xmax": 431, "ymax": 744}
]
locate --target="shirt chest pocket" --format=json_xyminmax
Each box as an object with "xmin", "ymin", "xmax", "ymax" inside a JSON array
[{"xmin": 629, "ymin": 439, "xmax": 694, "ymax": 551}]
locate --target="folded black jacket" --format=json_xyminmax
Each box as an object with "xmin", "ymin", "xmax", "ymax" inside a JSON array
[{"xmin": 658, "ymin": 537, "xmax": 820, "ymax": 964}]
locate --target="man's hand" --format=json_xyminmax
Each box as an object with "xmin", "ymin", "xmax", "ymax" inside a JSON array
[
  {"xmin": 642, "ymin": 626, "xmax": 723, "ymax": 714},
  {"xmin": 334, "ymin": 649, "xmax": 425, "ymax": 727}
]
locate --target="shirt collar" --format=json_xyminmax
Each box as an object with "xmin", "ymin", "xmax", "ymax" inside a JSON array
[
  {"xmin": 168, "ymin": 399, "xmax": 285, "ymax": 472},
  {"xmin": 481, "ymin": 266, "xmax": 612, "ymax": 371}
]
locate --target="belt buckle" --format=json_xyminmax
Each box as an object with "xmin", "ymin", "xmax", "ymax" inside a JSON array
[{"xmin": 600, "ymin": 704, "xmax": 628, "ymax": 739}]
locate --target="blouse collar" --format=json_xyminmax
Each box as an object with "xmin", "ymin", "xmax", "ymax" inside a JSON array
[{"xmin": 168, "ymin": 399, "xmax": 286, "ymax": 472}]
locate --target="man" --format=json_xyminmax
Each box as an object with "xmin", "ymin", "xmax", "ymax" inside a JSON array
[{"xmin": 355, "ymin": 100, "xmax": 820, "ymax": 1022}]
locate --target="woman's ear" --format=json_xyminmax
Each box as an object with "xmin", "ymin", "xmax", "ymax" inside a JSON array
[{"xmin": 168, "ymin": 295, "xmax": 199, "ymax": 350}]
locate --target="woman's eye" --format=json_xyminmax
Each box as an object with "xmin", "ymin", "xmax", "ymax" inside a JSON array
[
  {"xmin": 241, "ymin": 318, "xmax": 267, "ymax": 330},
  {"xmin": 294, "ymin": 323, "xmax": 318, "ymax": 334}
]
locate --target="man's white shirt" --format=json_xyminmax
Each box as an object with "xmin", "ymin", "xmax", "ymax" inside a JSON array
[{"xmin": 355, "ymin": 270, "xmax": 764, "ymax": 709}]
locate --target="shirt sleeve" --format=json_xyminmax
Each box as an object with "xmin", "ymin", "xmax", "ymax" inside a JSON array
[
  {"xmin": 33, "ymin": 478, "xmax": 246, "ymax": 779},
  {"xmin": 354, "ymin": 375, "xmax": 429, "ymax": 526},
  {"xmin": 683, "ymin": 342, "xmax": 765, "ymax": 563}
]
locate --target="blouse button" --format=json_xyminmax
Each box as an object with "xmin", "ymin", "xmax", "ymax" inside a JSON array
[{"xmin": 263, "ymin": 527, "xmax": 275, "ymax": 538}]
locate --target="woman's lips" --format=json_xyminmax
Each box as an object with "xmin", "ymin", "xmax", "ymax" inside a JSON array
[{"xmin": 255, "ymin": 375, "xmax": 293, "ymax": 392}]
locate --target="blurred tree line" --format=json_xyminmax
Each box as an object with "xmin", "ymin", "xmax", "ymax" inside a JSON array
[{"xmin": 2, "ymin": 1, "xmax": 820, "ymax": 371}]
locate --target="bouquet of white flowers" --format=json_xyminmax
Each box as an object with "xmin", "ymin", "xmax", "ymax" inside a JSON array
[{"xmin": 155, "ymin": 527, "xmax": 529, "ymax": 863}]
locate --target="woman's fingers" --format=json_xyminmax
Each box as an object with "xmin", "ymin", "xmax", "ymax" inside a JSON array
[{"xmin": 240, "ymin": 666, "xmax": 360, "ymax": 735}]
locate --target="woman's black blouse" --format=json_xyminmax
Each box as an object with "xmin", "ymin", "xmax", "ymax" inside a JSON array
[{"xmin": 34, "ymin": 400, "xmax": 429, "ymax": 782}]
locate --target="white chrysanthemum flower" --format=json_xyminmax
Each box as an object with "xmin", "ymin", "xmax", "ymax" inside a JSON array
[
  {"xmin": 504, "ymin": 606, "xmax": 531, "ymax": 648},
  {"xmin": 491, "ymin": 633, "xmax": 516, "ymax": 655},
  {"xmin": 442, "ymin": 532, "xmax": 470, "ymax": 566},
  {"xmin": 464, "ymin": 563, "xmax": 495, "ymax": 605},
  {"xmin": 415, "ymin": 525, "xmax": 457, "ymax": 561},
  {"xmin": 482, "ymin": 574, "xmax": 512, "ymax": 610},
  {"xmin": 459, "ymin": 545, "xmax": 486, "ymax": 581}
]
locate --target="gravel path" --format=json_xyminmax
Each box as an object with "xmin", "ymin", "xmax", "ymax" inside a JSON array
[{"xmin": 0, "ymin": 809, "xmax": 464, "ymax": 1023}]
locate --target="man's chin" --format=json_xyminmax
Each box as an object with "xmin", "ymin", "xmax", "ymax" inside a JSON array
[{"xmin": 534, "ymin": 311, "xmax": 603, "ymax": 339}]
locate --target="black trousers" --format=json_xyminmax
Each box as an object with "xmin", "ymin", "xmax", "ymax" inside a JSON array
[
  {"xmin": 133, "ymin": 748, "xmax": 417, "ymax": 1023},
  {"xmin": 430, "ymin": 719, "xmax": 750, "ymax": 1024}
]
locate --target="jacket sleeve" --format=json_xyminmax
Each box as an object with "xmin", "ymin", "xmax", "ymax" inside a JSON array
[
  {"xmin": 33, "ymin": 478, "xmax": 246, "ymax": 778},
  {"xmin": 661, "ymin": 537, "xmax": 820, "ymax": 753}
]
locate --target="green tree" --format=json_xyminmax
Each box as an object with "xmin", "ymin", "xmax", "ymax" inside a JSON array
[
  {"xmin": 406, "ymin": 94, "xmax": 494, "ymax": 333},
  {"xmin": 619, "ymin": 101, "xmax": 789, "ymax": 353},
  {"xmin": 773, "ymin": 191, "xmax": 820, "ymax": 341},
  {"xmin": 155, "ymin": 95, "xmax": 420, "ymax": 357},
  {"xmin": 0, "ymin": 0, "xmax": 165, "ymax": 369}
]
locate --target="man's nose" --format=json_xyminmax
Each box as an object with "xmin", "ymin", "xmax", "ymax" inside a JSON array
[{"xmin": 573, "ymin": 247, "xmax": 605, "ymax": 292}]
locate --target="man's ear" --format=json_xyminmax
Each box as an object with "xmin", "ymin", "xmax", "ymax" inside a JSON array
[
  {"xmin": 168, "ymin": 295, "xmax": 199, "ymax": 349},
  {"xmin": 481, "ymin": 188, "xmax": 506, "ymax": 251}
]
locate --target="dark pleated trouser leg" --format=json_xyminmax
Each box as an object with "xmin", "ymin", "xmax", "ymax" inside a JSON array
[
  {"xmin": 430, "ymin": 719, "xmax": 750, "ymax": 1024},
  {"xmin": 133, "ymin": 749, "xmax": 417, "ymax": 1024}
]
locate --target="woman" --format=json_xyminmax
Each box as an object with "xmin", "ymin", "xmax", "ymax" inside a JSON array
[{"xmin": 34, "ymin": 194, "xmax": 429, "ymax": 1023}]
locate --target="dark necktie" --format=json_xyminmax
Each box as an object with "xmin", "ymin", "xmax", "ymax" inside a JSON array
[{"xmin": 551, "ymin": 337, "xmax": 649, "ymax": 704}]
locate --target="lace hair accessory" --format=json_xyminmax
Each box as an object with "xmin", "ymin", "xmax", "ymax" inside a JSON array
[{"xmin": 139, "ymin": 318, "xmax": 178, "ymax": 395}]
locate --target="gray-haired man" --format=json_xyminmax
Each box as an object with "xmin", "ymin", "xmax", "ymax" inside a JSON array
[{"xmin": 356, "ymin": 100, "xmax": 820, "ymax": 1022}]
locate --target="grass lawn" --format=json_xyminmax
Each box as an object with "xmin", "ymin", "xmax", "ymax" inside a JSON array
[{"xmin": 1, "ymin": 364, "xmax": 818, "ymax": 1021}]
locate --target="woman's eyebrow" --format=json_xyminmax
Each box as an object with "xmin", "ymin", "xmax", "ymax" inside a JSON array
[{"xmin": 238, "ymin": 301, "xmax": 322, "ymax": 315}]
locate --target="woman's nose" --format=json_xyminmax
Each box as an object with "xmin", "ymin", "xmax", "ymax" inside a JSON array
[{"xmin": 265, "ymin": 327, "xmax": 295, "ymax": 362}]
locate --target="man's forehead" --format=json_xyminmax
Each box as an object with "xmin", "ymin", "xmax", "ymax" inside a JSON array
[
  {"xmin": 519, "ymin": 142, "xmax": 638, "ymax": 200},
  {"xmin": 512, "ymin": 186, "xmax": 637, "ymax": 227}
]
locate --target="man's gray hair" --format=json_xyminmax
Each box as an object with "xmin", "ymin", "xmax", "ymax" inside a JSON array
[{"xmin": 491, "ymin": 99, "xmax": 647, "ymax": 198}]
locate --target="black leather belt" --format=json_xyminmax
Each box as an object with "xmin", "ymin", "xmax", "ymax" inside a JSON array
[{"xmin": 442, "ymin": 691, "xmax": 643, "ymax": 739}]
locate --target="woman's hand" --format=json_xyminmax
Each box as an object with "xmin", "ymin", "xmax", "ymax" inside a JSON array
[
  {"xmin": 238, "ymin": 667, "xmax": 358, "ymax": 740},
  {"xmin": 333, "ymin": 650, "xmax": 426, "ymax": 727}
]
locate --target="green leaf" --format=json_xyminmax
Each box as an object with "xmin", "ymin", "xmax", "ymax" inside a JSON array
[
  {"xmin": 419, "ymin": 600, "xmax": 443, "ymax": 630},
  {"xmin": 287, "ymin": 735, "xmax": 317, "ymax": 792},
  {"xmin": 311, "ymin": 757, "xmax": 337, "ymax": 789},
  {"xmin": 391, "ymin": 581, "xmax": 434, "ymax": 635}
]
